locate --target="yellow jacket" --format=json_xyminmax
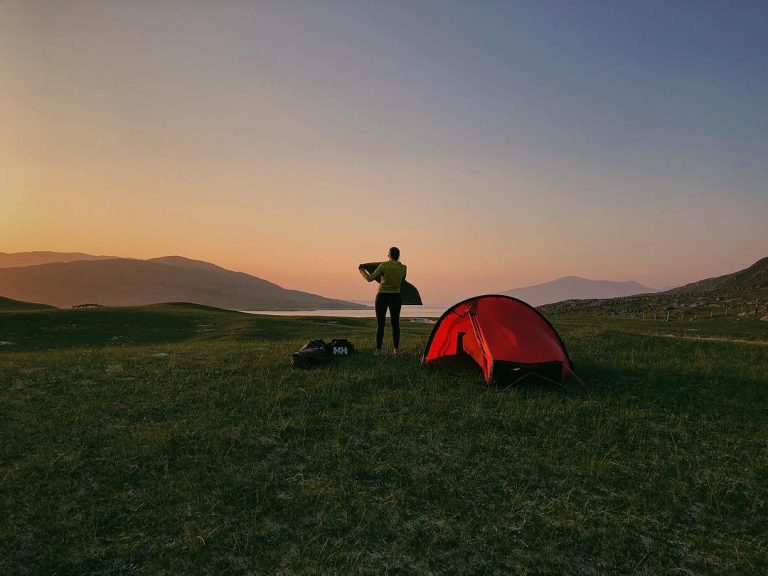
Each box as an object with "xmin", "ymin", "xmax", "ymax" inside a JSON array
[{"xmin": 360, "ymin": 260, "xmax": 407, "ymax": 293}]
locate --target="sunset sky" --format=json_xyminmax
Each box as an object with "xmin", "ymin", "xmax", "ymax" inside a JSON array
[{"xmin": 2, "ymin": 1, "xmax": 767, "ymax": 305}]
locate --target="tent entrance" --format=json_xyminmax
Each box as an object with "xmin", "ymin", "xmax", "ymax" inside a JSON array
[
  {"xmin": 490, "ymin": 361, "xmax": 565, "ymax": 386},
  {"xmin": 457, "ymin": 330, "xmax": 563, "ymax": 384}
]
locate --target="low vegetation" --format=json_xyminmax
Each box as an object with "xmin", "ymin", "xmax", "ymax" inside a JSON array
[
  {"xmin": 541, "ymin": 289, "xmax": 768, "ymax": 321},
  {"xmin": 1, "ymin": 305, "xmax": 767, "ymax": 574}
]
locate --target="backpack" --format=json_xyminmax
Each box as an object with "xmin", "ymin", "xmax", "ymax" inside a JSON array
[{"xmin": 290, "ymin": 339, "xmax": 328, "ymax": 368}]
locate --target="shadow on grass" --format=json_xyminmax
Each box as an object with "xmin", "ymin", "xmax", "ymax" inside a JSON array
[{"xmin": 425, "ymin": 355, "xmax": 576, "ymax": 399}]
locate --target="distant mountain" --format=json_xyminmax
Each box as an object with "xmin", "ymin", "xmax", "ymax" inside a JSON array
[
  {"xmin": 0, "ymin": 251, "xmax": 115, "ymax": 268},
  {"xmin": 0, "ymin": 256, "xmax": 367, "ymax": 310},
  {"xmin": 502, "ymin": 276, "xmax": 657, "ymax": 307},
  {"xmin": 0, "ymin": 295, "xmax": 55, "ymax": 311},
  {"xmin": 539, "ymin": 258, "xmax": 768, "ymax": 319}
]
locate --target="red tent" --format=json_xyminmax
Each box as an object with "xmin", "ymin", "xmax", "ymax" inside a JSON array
[{"xmin": 422, "ymin": 295, "xmax": 573, "ymax": 384}]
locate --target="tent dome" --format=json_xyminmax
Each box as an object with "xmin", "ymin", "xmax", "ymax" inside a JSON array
[{"xmin": 422, "ymin": 295, "xmax": 572, "ymax": 384}]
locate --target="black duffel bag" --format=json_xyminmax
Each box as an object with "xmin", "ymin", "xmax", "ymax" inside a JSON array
[{"xmin": 327, "ymin": 338, "xmax": 357, "ymax": 356}]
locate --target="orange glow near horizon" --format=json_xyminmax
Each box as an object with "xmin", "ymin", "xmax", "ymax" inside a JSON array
[{"xmin": 3, "ymin": 143, "xmax": 766, "ymax": 304}]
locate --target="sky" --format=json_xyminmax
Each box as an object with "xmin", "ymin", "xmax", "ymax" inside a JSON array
[{"xmin": 2, "ymin": 0, "xmax": 767, "ymax": 305}]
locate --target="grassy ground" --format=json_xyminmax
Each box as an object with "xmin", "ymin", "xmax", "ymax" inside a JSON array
[{"xmin": 1, "ymin": 305, "xmax": 767, "ymax": 574}]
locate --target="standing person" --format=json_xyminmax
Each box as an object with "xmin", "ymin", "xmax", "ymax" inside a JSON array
[{"xmin": 359, "ymin": 247, "xmax": 407, "ymax": 355}]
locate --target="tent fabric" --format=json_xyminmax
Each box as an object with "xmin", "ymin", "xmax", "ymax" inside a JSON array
[
  {"xmin": 422, "ymin": 295, "xmax": 572, "ymax": 384},
  {"xmin": 359, "ymin": 262, "xmax": 422, "ymax": 305}
]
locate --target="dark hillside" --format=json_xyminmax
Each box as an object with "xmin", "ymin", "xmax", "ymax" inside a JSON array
[
  {"xmin": 0, "ymin": 258, "xmax": 367, "ymax": 310},
  {"xmin": 666, "ymin": 257, "xmax": 768, "ymax": 294},
  {"xmin": 0, "ymin": 296, "xmax": 55, "ymax": 310},
  {"xmin": 541, "ymin": 258, "xmax": 768, "ymax": 320}
]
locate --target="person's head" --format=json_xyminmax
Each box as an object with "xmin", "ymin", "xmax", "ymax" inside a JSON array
[{"xmin": 388, "ymin": 246, "xmax": 400, "ymax": 261}]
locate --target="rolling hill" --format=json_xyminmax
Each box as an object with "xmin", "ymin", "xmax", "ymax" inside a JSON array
[
  {"xmin": 0, "ymin": 295, "xmax": 55, "ymax": 310},
  {"xmin": 666, "ymin": 257, "xmax": 768, "ymax": 294},
  {"xmin": 0, "ymin": 256, "xmax": 367, "ymax": 310},
  {"xmin": 0, "ymin": 251, "xmax": 115, "ymax": 268},
  {"xmin": 540, "ymin": 257, "xmax": 768, "ymax": 319},
  {"xmin": 502, "ymin": 276, "xmax": 657, "ymax": 307}
]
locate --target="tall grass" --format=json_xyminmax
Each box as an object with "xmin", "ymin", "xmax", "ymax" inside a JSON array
[{"xmin": 1, "ymin": 306, "xmax": 767, "ymax": 574}]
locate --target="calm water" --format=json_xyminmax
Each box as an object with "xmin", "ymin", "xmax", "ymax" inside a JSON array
[{"xmin": 244, "ymin": 307, "xmax": 446, "ymax": 318}]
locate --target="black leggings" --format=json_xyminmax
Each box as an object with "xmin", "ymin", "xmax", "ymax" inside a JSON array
[{"xmin": 375, "ymin": 292, "xmax": 402, "ymax": 350}]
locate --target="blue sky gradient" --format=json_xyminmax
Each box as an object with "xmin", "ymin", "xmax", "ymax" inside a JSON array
[{"xmin": 2, "ymin": 1, "xmax": 767, "ymax": 303}]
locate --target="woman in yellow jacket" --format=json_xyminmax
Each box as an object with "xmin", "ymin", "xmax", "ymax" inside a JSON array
[{"xmin": 359, "ymin": 247, "xmax": 407, "ymax": 355}]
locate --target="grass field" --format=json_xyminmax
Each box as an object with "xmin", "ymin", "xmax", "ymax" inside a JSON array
[{"xmin": 2, "ymin": 305, "xmax": 767, "ymax": 574}]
